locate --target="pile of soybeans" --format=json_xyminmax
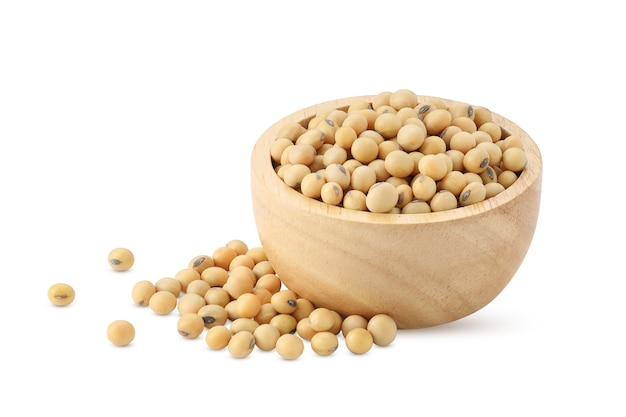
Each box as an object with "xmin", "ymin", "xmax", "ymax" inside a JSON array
[
  {"xmin": 271, "ymin": 89, "xmax": 527, "ymax": 213},
  {"xmin": 49, "ymin": 242, "xmax": 397, "ymax": 360}
]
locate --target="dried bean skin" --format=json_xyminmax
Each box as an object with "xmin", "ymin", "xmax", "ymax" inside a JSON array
[{"xmin": 48, "ymin": 283, "xmax": 75, "ymax": 306}]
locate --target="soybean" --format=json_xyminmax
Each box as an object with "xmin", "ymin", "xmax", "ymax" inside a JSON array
[
  {"xmin": 48, "ymin": 283, "xmax": 75, "ymax": 306},
  {"xmin": 107, "ymin": 320, "xmax": 135, "ymax": 346}
]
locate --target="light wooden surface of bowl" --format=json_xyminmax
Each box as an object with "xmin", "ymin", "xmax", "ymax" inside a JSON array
[{"xmin": 251, "ymin": 95, "xmax": 542, "ymax": 329}]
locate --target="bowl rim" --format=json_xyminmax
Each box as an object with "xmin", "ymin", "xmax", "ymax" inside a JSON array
[{"xmin": 252, "ymin": 94, "xmax": 542, "ymax": 226}]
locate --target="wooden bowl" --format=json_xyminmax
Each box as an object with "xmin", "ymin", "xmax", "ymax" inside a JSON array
[{"xmin": 250, "ymin": 95, "xmax": 542, "ymax": 329}]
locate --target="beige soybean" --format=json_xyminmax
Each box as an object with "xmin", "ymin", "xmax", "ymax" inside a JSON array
[
  {"xmin": 224, "ymin": 300, "xmax": 240, "ymax": 321},
  {"xmin": 197, "ymin": 304, "xmax": 228, "ymax": 328},
  {"xmin": 463, "ymin": 147, "xmax": 490, "ymax": 174},
  {"xmin": 270, "ymin": 289, "xmax": 298, "ymax": 314},
  {"xmin": 351, "ymin": 136, "xmax": 379, "ymax": 163},
  {"xmin": 154, "ymin": 277, "xmax": 181, "ymax": 297},
  {"xmin": 459, "ymin": 182, "xmax": 487, "ymax": 206},
  {"xmin": 320, "ymin": 181, "xmax": 343, "ymax": 206},
  {"xmin": 342, "ymin": 112, "xmax": 369, "ymax": 135},
  {"xmin": 372, "ymin": 91, "xmax": 392, "ymax": 110},
  {"xmin": 149, "ymin": 291, "xmax": 178, "ymax": 315},
  {"xmin": 345, "ymin": 327, "xmax": 374, "ymax": 354},
  {"xmin": 223, "ymin": 267, "xmax": 255, "ymax": 299},
  {"xmin": 275, "ymin": 333, "xmax": 304, "ymax": 360},
  {"xmin": 310, "ymin": 331, "xmax": 339, "ymax": 356},
  {"xmin": 227, "ymin": 330, "xmax": 256, "ymax": 359},
  {"xmin": 343, "ymin": 189, "xmax": 367, "ymax": 211},
  {"xmin": 205, "ymin": 325, "xmax": 231, "ymax": 350},
  {"xmin": 108, "ymin": 247, "xmax": 134, "ymax": 272},
  {"xmin": 236, "ymin": 293, "xmax": 262, "ymax": 319},
  {"xmin": 291, "ymin": 298, "xmax": 316, "ymax": 322},
  {"xmin": 384, "ymin": 150, "xmax": 415, "ymax": 178},
  {"xmin": 254, "ymin": 303, "xmax": 278, "ymax": 325},
  {"xmin": 228, "ymin": 254, "xmax": 255, "ymax": 271},
  {"xmin": 366, "ymin": 182, "xmax": 398, "ymax": 213},
  {"xmin": 423, "ymin": 109, "xmax": 452, "ymax": 135},
  {"xmin": 283, "ymin": 164, "xmax": 311, "ymax": 188},
  {"xmin": 203, "ymin": 287, "xmax": 231, "ymax": 307},
  {"xmin": 271, "ymin": 137, "xmax": 295, "ymax": 164},
  {"xmin": 308, "ymin": 307, "xmax": 336, "ymax": 332},
  {"xmin": 396, "ymin": 123, "xmax": 426, "ymax": 151},
  {"xmin": 296, "ymin": 317, "xmax": 317, "ymax": 341},
  {"xmin": 367, "ymin": 314, "xmax": 398, "ymax": 346},
  {"xmin": 328, "ymin": 309, "xmax": 344, "ymax": 335},
  {"xmin": 485, "ymin": 181, "xmax": 506, "ymax": 198},
  {"xmin": 418, "ymin": 154, "xmax": 449, "ymax": 181},
  {"xmin": 200, "ymin": 266, "xmax": 229, "ymax": 287},
  {"xmin": 275, "ymin": 121, "xmax": 306, "ymax": 141},
  {"xmin": 378, "ymin": 140, "xmax": 401, "ymax": 160},
  {"xmin": 322, "ymin": 146, "xmax": 348, "ymax": 166},
  {"xmin": 419, "ymin": 135, "xmax": 447, "ymax": 155},
  {"xmin": 451, "ymin": 116, "xmax": 477, "ymax": 133},
  {"xmin": 324, "ymin": 164, "xmax": 351, "ymax": 190},
  {"xmin": 230, "ymin": 318, "xmax": 259, "ymax": 334},
  {"xmin": 212, "ymin": 246, "xmax": 238, "ymax": 270},
  {"xmin": 430, "ymin": 190, "xmax": 458, "ymax": 212},
  {"xmin": 438, "ymin": 170, "xmax": 467, "ymax": 196},
  {"xmin": 255, "ymin": 273, "xmax": 282, "ymax": 294},
  {"xmin": 245, "ymin": 246, "xmax": 268, "ymax": 264},
  {"xmin": 374, "ymin": 112, "xmax": 403, "ymax": 138},
  {"xmin": 177, "ymin": 313, "xmax": 205, "ymax": 339},
  {"xmin": 107, "ymin": 320, "xmax": 135, "ymax": 347},
  {"xmin": 185, "ymin": 279, "xmax": 210, "ymax": 297},
  {"xmin": 498, "ymin": 170, "xmax": 519, "ymax": 189},
  {"xmin": 479, "ymin": 165, "xmax": 498, "ymax": 184},
  {"xmin": 411, "ymin": 174, "xmax": 437, "ymax": 201},
  {"xmin": 174, "ymin": 268, "xmax": 200, "ymax": 293},
  {"xmin": 188, "ymin": 255, "xmax": 214, "ymax": 275},
  {"xmin": 48, "ymin": 283, "xmax": 75, "ymax": 307},
  {"xmin": 289, "ymin": 143, "xmax": 317, "ymax": 165},
  {"xmin": 316, "ymin": 118, "xmax": 337, "ymax": 144},
  {"xmin": 252, "ymin": 260, "xmax": 275, "ymax": 279},
  {"xmin": 131, "ymin": 280, "xmax": 156, "ymax": 306},
  {"xmin": 296, "ymin": 128, "xmax": 325, "ymax": 150},
  {"xmin": 253, "ymin": 324, "xmax": 281, "ymax": 351},
  {"xmin": 401, "ymin": 200, "xmax": 431, "ymax": 214},
  {"xmin": 252, "ymin": 287, "xmax": 273, "ymax": 305},
  {"xmin": 270, "ymin": 313, "xmax": 297, "ymax": 335},
  {"xmin": 449, "ymin": 131, "xmax": 476, "ymax": 153},
  {"xmin": 341, "ymin": 314, "xmax": 369, "ymax": 337},
  {"xmin": 501, "ymin": 147, "xmax": 527, "ymax": 172},
  {"xmin": 177, "ymin": 293, "xmax": 206, "ymax": 315},
  {"xmin": 334, "ymin": 125, "xmax": 358, "ymax": 149},
  {"xmin": 226, "ymin": 239, "xmax": 249, "ymax": 255},
  {"xmin": 350, "ymin": 165, "xmax": 377, "ymax": 193}
]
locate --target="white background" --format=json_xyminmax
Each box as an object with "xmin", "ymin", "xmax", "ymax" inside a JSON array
[{"xmin": 1, "ymin": 1, "xmax": 624, "ymax": 415}]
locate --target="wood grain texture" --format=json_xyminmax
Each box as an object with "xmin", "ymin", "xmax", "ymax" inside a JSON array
[{"xmin": 251, "ymin": 95, "xmax": 542, "ymax": 329}]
